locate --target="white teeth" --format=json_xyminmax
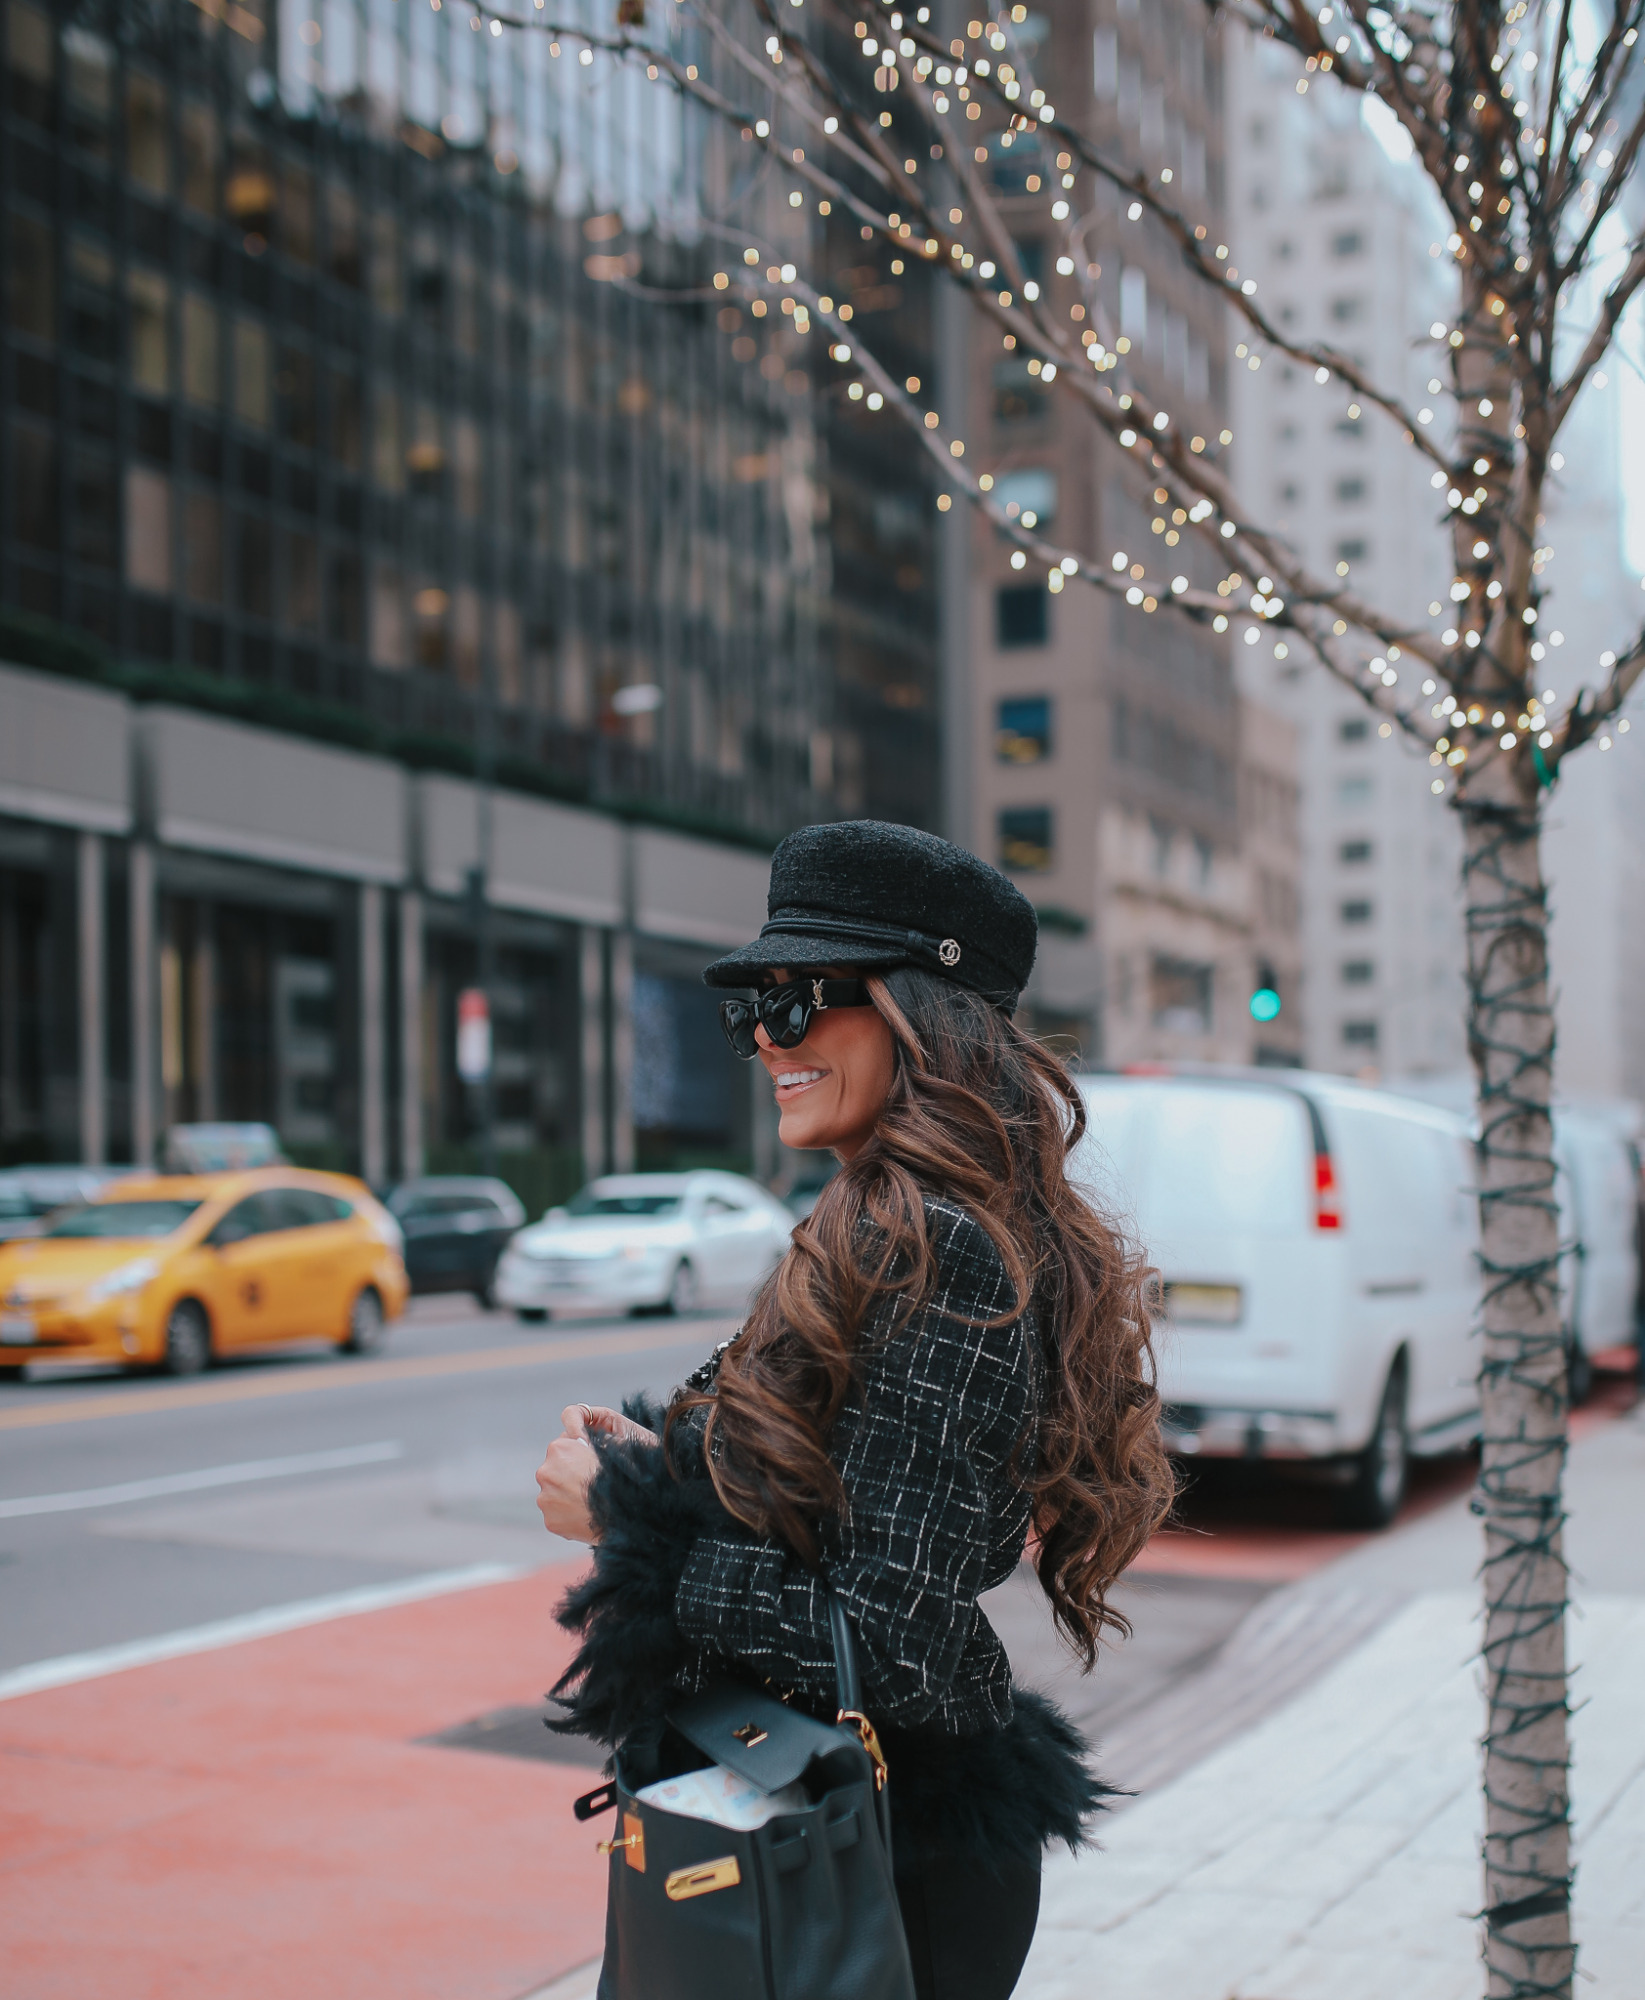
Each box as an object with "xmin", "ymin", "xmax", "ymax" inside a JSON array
[{"xmin": 775, "ymin": 1069, "xmax": 824, "ymax": 1087}]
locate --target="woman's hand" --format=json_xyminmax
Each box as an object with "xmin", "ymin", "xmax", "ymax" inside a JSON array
[
  {"xmin": 563, "ymin": 1403, "xmax": 659, "ymax": 1448},
  {"xmin": 534, "ymin": 1404, "xmax": 659, "ymax": 1543}
]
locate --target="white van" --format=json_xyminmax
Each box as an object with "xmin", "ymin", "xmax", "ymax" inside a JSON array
[
  {"xmin": 1069, "ymin": 1068, "xmax": 1480, "ymax": 1528},
  {"xmin": 1554, "ymin": 1109, "xmax": 1642, "ymax": 1396}
]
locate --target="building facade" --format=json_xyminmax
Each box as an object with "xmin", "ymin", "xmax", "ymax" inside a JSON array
[
  {"xmin": 0, "ymin": 654, "xmax": 777, "ymax": 1197},
  {"xmin": 948, "ymin": 0, "xmax": 1299, "ymax": 1064},
  {"xmin": 1226, "ymin": 28, "xmax": 1467, "ymax": 1084},
  {"xmin": 1226, "ymin": 26, "xmax": 1645, "ymax": 1098},
  {"xmin": 0, "ymin": 0, "xmax": 942, "ymax": 1185}
]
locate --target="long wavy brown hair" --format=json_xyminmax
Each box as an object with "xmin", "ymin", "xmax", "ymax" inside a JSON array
[{"xmin": 670, "ymin": 967, "xmax": 1174, "ymax": 1666}]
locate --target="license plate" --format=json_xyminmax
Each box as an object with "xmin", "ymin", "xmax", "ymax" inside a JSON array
[
  {"xmin": 1163, "ymin": 1282, "xmax": 1244, "ymax": 1327},
  {"xmin": 1, "ymin": 1314, "xmax": 35, "ymax": 1345}
]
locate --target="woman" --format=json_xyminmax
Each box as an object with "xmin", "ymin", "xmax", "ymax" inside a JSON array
[{"xmin": 536, "ymin": 820, "xmax": 1173, "ymax": 2000}]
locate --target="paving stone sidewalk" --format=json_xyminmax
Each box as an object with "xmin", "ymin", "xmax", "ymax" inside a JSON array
[{"xmin": 1018, "ymin": 1397, "xmax": 1645, "ymax": 2000}]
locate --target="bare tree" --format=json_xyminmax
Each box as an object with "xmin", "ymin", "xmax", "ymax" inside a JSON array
[{"xmin": 462, "ymin": 1, "xmax": 1640, "ymax": 1991}]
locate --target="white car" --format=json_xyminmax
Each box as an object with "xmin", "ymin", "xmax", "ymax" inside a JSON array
[{"xmin": 494, "ymin": 1171, "xmax": 795, "ymax": 1322}]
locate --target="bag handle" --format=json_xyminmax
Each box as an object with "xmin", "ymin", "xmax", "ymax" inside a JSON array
[{"xmin": 827, "ymin": 1592, "xmax": 887, "ymax": 1795}]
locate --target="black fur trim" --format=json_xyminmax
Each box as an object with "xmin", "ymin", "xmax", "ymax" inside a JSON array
[
  {"xmin": 550, "ymin": 1428, "xmax": 742, "ymax": 1748},
  {"xmin": 883, "ymin": 1690, "xmax": 1114, "ymax": 1865}
]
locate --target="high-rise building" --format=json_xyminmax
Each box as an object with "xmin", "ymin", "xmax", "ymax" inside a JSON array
[
  {"xmin": 0, "ymin": 0, "xmax": 931, "ymax": 1183},
  {"xmin": 950, "ymin": 0, "xmax": 1291, "ymax": 1064},
  {"xmin": 1226, "ymin": 26, "xmax": 1645, "ymax": 1099},
  {"xmin": 1226, "ymin": 24, "xmax": 1465, "ymax": 1084}
]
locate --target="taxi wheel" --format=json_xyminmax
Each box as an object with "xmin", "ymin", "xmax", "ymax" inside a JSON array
[
  {"xmin": 342, "ymin": 1287, "xmax": 386, "ymax": 1356},
  {"xmin": 163, "ymin": 1301, "xmax": 213, "ymax": 1377}
]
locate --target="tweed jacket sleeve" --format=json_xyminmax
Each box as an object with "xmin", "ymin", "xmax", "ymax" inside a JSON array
[{"xmin": 672, "ymin": 1199, "xmax": 1036, "ymax": 1733}]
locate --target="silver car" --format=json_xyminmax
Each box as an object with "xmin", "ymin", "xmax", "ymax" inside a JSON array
[{"xmin": 494, "ymin": 1171, "xmax": 794, "ymax": 1322}]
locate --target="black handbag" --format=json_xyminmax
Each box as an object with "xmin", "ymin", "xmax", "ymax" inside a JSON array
[{"xmin": 575, "ymin": 1597, "xmax": 916, "ymax": 2000}]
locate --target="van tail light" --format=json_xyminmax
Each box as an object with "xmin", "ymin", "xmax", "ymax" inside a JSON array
[{"xmin": 1313, "ymin": 1152, "xmax": 1343, "ymax": 1231}]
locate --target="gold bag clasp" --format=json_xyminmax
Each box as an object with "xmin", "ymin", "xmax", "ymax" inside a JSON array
[
  {"xmin": 665, "ymin": 1855, "xmax": 741, "ymax": 1900},
  {"xmin": 597, "ymin": 1812, "xmax": 646, "ymax": 1872}
]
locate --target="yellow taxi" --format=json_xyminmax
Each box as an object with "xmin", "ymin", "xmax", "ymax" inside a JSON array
[{"xmin": 0, "ymin": 1169, "xmax": 409, "ymax": 1375}]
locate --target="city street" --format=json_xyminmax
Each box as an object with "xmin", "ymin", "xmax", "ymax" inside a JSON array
[{"xmin": 5, "ymin": 1296, "xmax": 1598, "ymax": 2000}]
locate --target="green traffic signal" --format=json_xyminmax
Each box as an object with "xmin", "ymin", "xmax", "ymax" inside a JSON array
[{"xmin": 1249, "ymin": 986, "xmax": 1282, "ymax": 1023}]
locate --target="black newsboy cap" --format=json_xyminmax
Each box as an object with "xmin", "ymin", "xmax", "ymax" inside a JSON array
[{"xmin": 703, "ymin": 821, "xmax": 1037, "ymax": 1006}]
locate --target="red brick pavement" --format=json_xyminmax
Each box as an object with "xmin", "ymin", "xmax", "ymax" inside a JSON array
[{"xmin": 0, "ymin": 1565, "xmax": 603, "ymax": 2000}]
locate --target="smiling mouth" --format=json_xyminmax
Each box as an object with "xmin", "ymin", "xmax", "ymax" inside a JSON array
[{"xmin": 772, "ymin": 1068, "xmax": 826, "ymax": 1093}]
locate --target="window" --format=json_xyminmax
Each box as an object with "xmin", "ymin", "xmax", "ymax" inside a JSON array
[
  {"xmin": 1337, "ymin": 776, "xmax": 1373, "ymax": 806},
  {"xmin": 7, "ymin": 5, "xmax": 54, "ymax": 128},
  {"xmin": 226, "ymin": 137, "xmax": 274, "ymax": 239},
  {"xmin": 1339, "ymin": 718, "xmax": 1369, "ymax": 742},
  {"xmin": 1332, "ymin": 231, "xmax": 1365, "ymax": 256},
  {"xmin": 992, "ymin": 359, "xmax": 1047, "ymax": 424},
  {"xmin": 1340, "ymin": 899, "xmax": 1373, "ymax": 925},
  {"xmin": 1335, "ymin": 476, "xmax": 1367, "ymax": 504},
  {"xmin": 329, "ymin": 368, "xmax": 363, "ymax": 472},
  {"xmin": 327, "ymin": 186, "xmax": 363, "ymax": 289},
  {"xmin": 236, "ymin": 512, "xmax": 272, "ymax": 617},
  {"xmin": 1342, "ymin": 1019, "xmax": 1380, "ymax": 1048},
  {"xmin": 1335, "ymin": 538, "xmax": 1368, "ymax": 563},
  {"xmin": 277, "ymin": 345, "xmax": 316, "ymax": 449},
  {"xmin": 998, "ymin": 806, "xmax": 1053, "ymax": 873},
  {"xmin": 997, "ymin": 695, "xmax": 1052, "ymax": 763},
  {"xmin": 127, "ymin": 74, "xmax": 169, "ymax": 195},
  {"xmin": 991, "ymin": 466, "xmax": 1058, "ymax": 531},
  {"xmin": 67, "ymin": 238, "xmax": 117, "ymax": 365},
  {"xmin": 454, "ymin": 416, "xmax": 483, "ymax": 517},
  {"xmin": 997, "ymin": 584, "xmax": 1048, "ymax": 647},
  {"xmin": 1151, "ymin": 956, "xmax": 1214, "ymax": 1034},
  {"xmin": 371, "ymin": 565, "xmax": 407, "ymax": 666},
  {"xmin": 183, "ymin": 493, "xmax": 222, "ymax": 603},
  {"xmin": 282, "ymin": 166, "xmax": 317, "ymax": 265},
  {"xmin": 182, "ymin": 294, "xmax": 220, "ymax": 406},
  {"xmin": 7, "ymin": 212, "xmax": 55, "ymax": 342},
  {"xmin": 283, "ymin": 531, "xmax": 320, "ymax": 631},
  {"xmin": 1342, "ymin": 960, "xmax": 1375, "ymax": 985},
  {"xmin": 234, "ymin": 320, "xmax": 271, "ymax": 429},
  {"xmin": 1339, "ymin": 839, "xmax": 1372, "ymax": 864},
  {"xmin": 128, "ymin": 270, "xmax": 169, "ymax": 394},
  {"xmin": 1120, "ymin": 266, "xmax": 1148, "ymax": 338},
  {"xmin": 125, "ymin": 467, "xmax": 171, "ymax": 589},
  {"xmin": 64, "ymin": 26, "xmax": 113, "ymax": 160},
  {"xmin": 69, "ymin": 449, "xmax": 117, "ymax": 569},
  {"xmin": 327, "ymin": 550, "xmax": 364, "ymax": 649},
  {"xmin": 1092, "ymin": 26, "xmax": 1117, "ymax": 96},
  {"xmin": 180, "ymin": 102, "xmax": 218, "ymax": 215},
  {"xmin": 371, "ymin": 389, "xmax": 404, "ymax": 492},
  {"xmin": 8, "ymin": 421, "xmax": 54, "ymax": 550}
]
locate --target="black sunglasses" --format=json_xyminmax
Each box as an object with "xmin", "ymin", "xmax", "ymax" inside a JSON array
[{"xmin": 718, "ymin": 977, "xmax": 873, "ymax": 1059}]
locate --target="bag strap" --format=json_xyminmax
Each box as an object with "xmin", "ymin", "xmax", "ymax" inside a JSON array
[{"xmin": 827, "ymin": 1592, "xmax": 887, "ymax": 1796}]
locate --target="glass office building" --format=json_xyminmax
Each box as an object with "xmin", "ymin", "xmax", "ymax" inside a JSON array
[{"xmin": 0, "ymin": 0, "xmax": 928, "ymax": 1187}]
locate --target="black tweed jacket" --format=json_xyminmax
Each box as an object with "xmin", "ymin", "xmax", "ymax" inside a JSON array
[{"xmin": 552, "ymin": 1197, "xmax": 1110, "ymax": 1863}]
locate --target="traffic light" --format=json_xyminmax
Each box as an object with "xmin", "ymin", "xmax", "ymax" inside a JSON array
[{"xmin": 1249, "ymin": 965, "xmax": 1282, "ymax": 1024}]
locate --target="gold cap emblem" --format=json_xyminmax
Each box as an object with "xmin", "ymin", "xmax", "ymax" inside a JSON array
[{"xmin": 938, "ymin": 938, "xmax": 961, "ymax": 967}]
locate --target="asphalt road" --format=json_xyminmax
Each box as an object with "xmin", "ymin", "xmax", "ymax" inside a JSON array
[{"xmin": 0, "ymin": 1294, "xmax": 1417, "ymax": 1761}]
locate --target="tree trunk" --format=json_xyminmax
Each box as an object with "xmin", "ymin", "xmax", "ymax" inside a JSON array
[{"xmin": 1462, "ymin": 750, "xmax": 1573, "ymax": 2000}]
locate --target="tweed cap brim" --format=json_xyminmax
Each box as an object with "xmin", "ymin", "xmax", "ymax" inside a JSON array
[{"xmin": 702, "ymin": 929, "xmax": 915, "ymax": 987}]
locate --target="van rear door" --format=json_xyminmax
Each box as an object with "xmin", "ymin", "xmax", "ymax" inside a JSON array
[
  {"xmin": 1327, "ymin": 1101, "xmax": 1477, "ymax": 1441},
  {"xmin": 1072, "ymin": 1078, "xmax": 1338, "ymax": 1418}
]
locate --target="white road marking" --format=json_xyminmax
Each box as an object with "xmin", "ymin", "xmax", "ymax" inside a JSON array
[
  {"xmin": 0, "ymin": 1440, "xmax": 406, "ymax": 1519},
  {"xmin": 0, "ymin": 1561, "xmax": 526, "ymax": 1702}
]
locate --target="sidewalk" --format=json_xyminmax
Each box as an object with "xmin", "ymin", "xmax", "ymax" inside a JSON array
[
  {"xmin": 0, "ymin": 1564, "xmax": 607, "ymax": 2000},
  {"xmin": 1018, "ymin": 1391, "xmax": 1645, "ymax": 2000}
]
